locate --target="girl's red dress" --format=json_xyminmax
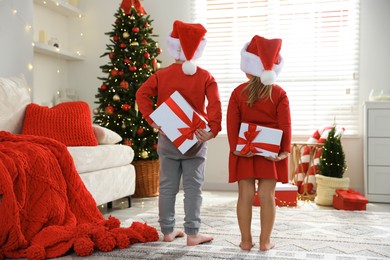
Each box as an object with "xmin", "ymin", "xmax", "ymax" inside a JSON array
[{"xmin": 227, "ymin": 83, "xmax": 291, "ymax": 183}]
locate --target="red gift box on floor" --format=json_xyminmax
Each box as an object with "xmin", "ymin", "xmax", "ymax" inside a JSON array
[
  {"xmin": 333, "ymin": 189, "xmax": 368, "ymax": 210},
  {"xmin": 253, "ymin": 182, "xmax": 298, "ymax": 207}
]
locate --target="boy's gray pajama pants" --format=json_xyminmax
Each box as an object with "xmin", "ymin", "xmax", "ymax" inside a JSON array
[{"xmin": 157, "ymin": 133, "xmax": 208, "ymax": 236}]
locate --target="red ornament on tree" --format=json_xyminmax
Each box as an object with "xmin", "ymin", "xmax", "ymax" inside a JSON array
[
  {"xmin": 124, "ymin": 58, "xmax": 131, "ymax": 64},
  {"xmin": 113, "ymin": 35, "xmax": 120, "ymax": 42},
  {"xmin": 118, "ymin": 70, "xmax": 124, "ymax": 76},
  {"xmin": 121, "ymin": 103, "xmax": 131, "ymax": 111},
  {"xmin": 120, "ymin": 43, "xmax": 127, "ymax": 49},
  {"xmin": 144, "ymin": 22, "xmax": 149, "ymax": 28},
  {"xmin": 120, "ymin": 80, "xmax": 129, "ymax": 89},
  {"xmin": 129, "ymin": 65, "xmax": 137, "ymax": 72},
  {"xmin": 142, "ymin": 63, "xmax": 148, "ymax": 69},
  {"xmin": 152, "ymin": 59, "xmax": 157, "ymax": 71},
  {"xmin": 144, "ymin": 52, "xmax": 150, "ymax": 59},
  {"xmin": 136, "ymin": 127, "xmax": 144, "ymax": 135},
  {"xmin": 156, "ymin": 48, "xmax": 162, "ymax": 54},
  {"xmin": 100, "ymin": 84, "xmax": 108, "ymax": 91},
  {"xmin": 132, "ymin": 27, "xmax": 140, "ymax": 33},
  {"xmin": 123, "ymin": 138, "xmax": 132, "ymax": 146},
  {"xmin": 110, "ymin": 69, "xmax": 118, "ymax": 76},
  {"xmin": 105, "ymin": 105, "xmax": 115, "ymax": 115},
  {"xmin": 141, "ymin": 39, "xmax": 147, "ymax": 45}
]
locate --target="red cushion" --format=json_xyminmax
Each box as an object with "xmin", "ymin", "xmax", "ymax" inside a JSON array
[{"xmin": 22, "ymin": 101, "xmax": 98, "ymax": 146}]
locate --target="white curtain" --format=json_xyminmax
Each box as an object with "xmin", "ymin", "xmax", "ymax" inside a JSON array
[{"xmin": 191, "ymin": 0, "xmax": 360, "ymax": 136}]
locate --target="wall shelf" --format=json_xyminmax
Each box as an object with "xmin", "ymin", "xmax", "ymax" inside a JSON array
[
  {"xmin": 33, "ymin": 42, "xmax": 85, "ymax": 61},
  {"xmin": 33, "ymin": 0, "xmax": 84, "ymax": 17}
]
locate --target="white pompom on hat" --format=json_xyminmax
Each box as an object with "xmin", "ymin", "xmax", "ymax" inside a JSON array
[
  {"xmin": 167, "ymin": 20, "xmax": 207, "ymax": 75},
  {"xmin": 240, "ymin": 35, "xmax": 284, "ymax": 85}
]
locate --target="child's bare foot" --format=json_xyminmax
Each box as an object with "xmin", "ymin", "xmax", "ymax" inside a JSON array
[
  {"xmin": 187, "ymin": 233, "xmax": 213, "ymax": 246},
  {"xmin": 260, "ymin": 241, "xmax": 275, "ymax": 251},
  {"xmin": 163, "ymin": 228, "xmax": 184, "ymax": 242},
  {"xmin": 239, "ymin": 241, "xmax": 255, "ymax": 251}
]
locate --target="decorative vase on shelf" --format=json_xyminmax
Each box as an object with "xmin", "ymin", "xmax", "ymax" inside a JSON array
[{"xmin": 314, "ymin": 125, "xmax": 349, "ymax": 206}]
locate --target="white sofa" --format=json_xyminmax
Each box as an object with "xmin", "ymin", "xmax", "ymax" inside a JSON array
[{"xmin": 0, "ymin": 76, "xmax": 136, "ymax": 207}]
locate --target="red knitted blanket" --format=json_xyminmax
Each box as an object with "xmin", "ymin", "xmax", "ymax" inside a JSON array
[{"xmin": 0, "ymin": 131, "xmax": 158, "ymax": 260}]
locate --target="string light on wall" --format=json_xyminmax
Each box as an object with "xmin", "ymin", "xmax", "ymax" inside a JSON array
[
  {"xmin": 7, "ymin": 0, "xmax": 34, "ymax": 79},
  {"xmin": 33, "ymin": 0, "xmax": 86, "ymax": 59}
]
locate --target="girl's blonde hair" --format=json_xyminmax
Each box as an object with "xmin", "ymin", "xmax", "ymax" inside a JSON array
[{"xmin": 243, "ymin": 76, "xmax": 273, "ymax": 107}]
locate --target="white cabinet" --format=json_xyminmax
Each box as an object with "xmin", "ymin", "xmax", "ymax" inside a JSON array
[{"xmin": 363, "ymin": 101, "xmax": 390, "ymax": 203}]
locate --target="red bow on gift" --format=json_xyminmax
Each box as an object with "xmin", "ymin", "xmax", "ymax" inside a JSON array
[
  {"xmin": 237, "ymin": 123, "xmax": 280, "ymax": 155},
  {"xmin": 120, "ymin": 0, "xmax": 146, "ymax": 15},
  {"xmin": 165, "ymin": 97, "xmax": 206, "ymax": 148}
]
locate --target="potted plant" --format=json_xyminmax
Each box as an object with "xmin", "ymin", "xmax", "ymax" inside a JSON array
[{"xmin": 314, "ymin": 126, "xmax": 350, "ymax": 206}]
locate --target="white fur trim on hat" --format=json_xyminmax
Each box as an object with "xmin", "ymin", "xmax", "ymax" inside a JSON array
[
  {"xmin": 240, "ymin": 42, "xmax": 284, "ymax": 85},
  {"xmin": 167, "ymin": 35, "xmax": 207, "ymax": 61}
]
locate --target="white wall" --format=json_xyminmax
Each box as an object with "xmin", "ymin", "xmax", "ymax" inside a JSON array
[
  {"xmin": 70, "ymin": 0, "xmax": 192, "ymax": 107},
  {"xmin": 0, "ymin": 0, "xmax": 33, "ymax": 86},
  {"xmin": 1, "ymin": 0, "xmax": 390, "ymax": 193}
]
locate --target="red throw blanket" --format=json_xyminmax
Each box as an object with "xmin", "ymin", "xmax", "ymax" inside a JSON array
[{"xmin": 0, "ymin": 131, "xmax": 158, "ymax": 260}]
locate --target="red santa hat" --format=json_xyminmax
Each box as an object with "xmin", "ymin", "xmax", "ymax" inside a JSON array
[
  {"xmin": 167, "ymin": 20, "xmax": 207, "ymax": 75},
  {"xmin": 240, "ymin": 35, "xmax": 284, "ymax": 85}
]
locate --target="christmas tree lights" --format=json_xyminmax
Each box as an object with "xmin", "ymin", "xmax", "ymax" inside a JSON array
[
  {"xmin": 93, "ymin": 0, "xmax": 161, "ymax": 161},
  {"xmin": 318, "ymin": 126, "xmax": 347, "ymax": 178}
]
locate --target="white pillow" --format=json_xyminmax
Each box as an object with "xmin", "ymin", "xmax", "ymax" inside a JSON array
[
  {"xmin": 92, "ymin": 124, "xmax": 122, "ymax": 144},
  {"xmin": 0, "ymin": 75, "xmax": 31, "ymax": 134}
]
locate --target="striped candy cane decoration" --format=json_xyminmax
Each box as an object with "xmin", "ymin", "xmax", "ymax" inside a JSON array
[
  {"xmin": 294, "ymin": 126, "xmax": 335, "ymax": 195},
  {"xmin": 299, "ymin": 126, "xmax": 345, "ymax": 195}
]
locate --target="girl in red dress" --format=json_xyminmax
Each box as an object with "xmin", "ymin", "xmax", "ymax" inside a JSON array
[{"xmin": 226, "ymin": 35, "xmax": 291, "ymax": 251}]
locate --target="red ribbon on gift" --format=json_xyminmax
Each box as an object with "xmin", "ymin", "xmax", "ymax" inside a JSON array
[
  {"xmin": 165, "ymin": 96, "xmax": 206, "ymax": 148},
  {"xmin": 237, "ymin": 124, "xmax": 280, "ymax": 155}
]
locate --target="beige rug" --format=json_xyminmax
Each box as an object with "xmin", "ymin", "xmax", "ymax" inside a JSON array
[{"xmin": 84, "ymin": 201, "xmax": 390, "ymax": 260}]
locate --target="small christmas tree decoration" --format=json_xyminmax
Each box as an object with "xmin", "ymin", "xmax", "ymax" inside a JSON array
[
  {"xmin": 318, "ymin": 126, "xmax": 347, "ymax": 178},
  {"xmin": 94, "ymin": 0, "xmax": 161, "ymax": 161},
  {"xmin": 315, "ymin": 125, "xmax": 350, "ymax": 206}
]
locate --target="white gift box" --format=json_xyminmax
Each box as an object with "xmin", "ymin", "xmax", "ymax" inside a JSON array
[
  {"xmin": 236, "ymin": 122, "xmax": 283, "ymax": 157},
  {"xmin": 150, "ymin": 91, "xmax": 210, "ymax": 154}
]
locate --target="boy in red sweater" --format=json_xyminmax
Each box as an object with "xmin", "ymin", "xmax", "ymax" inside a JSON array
[{"xmin": 136, "ymin": 20, "xmax": 222, "ymax": 246}]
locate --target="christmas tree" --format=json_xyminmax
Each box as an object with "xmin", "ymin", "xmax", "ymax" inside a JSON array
[
  {"xmin": 94, "ymin": 0, "xmax": 161, "ymax": 161},
  {"xmin": 318, "ymin": 126, "xmax": 347, "ymax": 178}
]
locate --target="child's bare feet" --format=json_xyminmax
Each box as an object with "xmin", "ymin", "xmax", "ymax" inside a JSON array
[
  {"xmin": 239, "ymin": 241, "xmax": 255, "ymax": 251},
  {"xmin": 163, "ymin": 228, "xmax": 185, "ymax": 242},
  {"xmin": 187, "ymin": 233, "xmax": 213, "ymax": 246},
  {"xmin": 259, "ymin": 241, "xmax": 275, "ymax": 251}
]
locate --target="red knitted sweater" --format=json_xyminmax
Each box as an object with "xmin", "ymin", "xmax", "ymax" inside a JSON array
[{"xmin": 0, "ymin": 131, "xmax": 158, "ymax": 260}]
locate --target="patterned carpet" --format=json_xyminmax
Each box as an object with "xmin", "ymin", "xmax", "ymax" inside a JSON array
[{"xmin": 84, "ymin": 201, "xmax": 390, "ymax": 260}]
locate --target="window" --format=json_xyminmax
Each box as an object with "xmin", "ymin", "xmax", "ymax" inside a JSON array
[{"xmin": 191, "ymin": 0, "xmax": 360, "ymax": 136}]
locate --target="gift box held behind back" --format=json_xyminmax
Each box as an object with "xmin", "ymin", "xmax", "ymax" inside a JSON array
[
  {"xmin": 236, "ymin": 123, "xmax": 283, "ymax": 157},
  {"xmin": 333, "ymin": 189, "xmax": 368, "ymax": 210},
  {"xmin": 149, "ymin": 91, "xmax": 209, "ymax": 154}
]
